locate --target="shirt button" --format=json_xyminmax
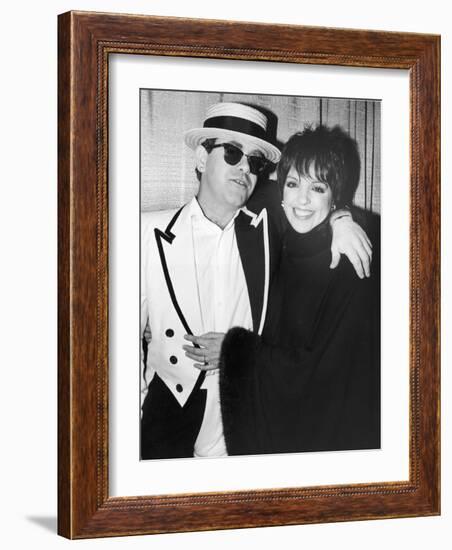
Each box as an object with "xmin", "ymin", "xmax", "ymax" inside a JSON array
[
  {"xmin": 165, "ymin": 329, "xmax": 174, "ymax": 337},
  {"xmin": 170, "ymin": 355, "xmax": 178, "ymax": 364},
  {"xmin": 176, "ymin": 384, "xmax": 183, "ymax": 393}
]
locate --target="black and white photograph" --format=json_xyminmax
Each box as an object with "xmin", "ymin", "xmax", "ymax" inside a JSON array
[
  {"xmin": 1, "ymin": 0, "xmax": 446, "ymax": 545},
  {"xmin": 140, "ymin": 90, "xmax": 381, "ymax": 460}
]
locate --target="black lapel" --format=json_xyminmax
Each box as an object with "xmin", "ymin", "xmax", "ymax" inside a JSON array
[
  {"xmin": 154, "ymin": 207, "xmax": 195, "ymax": 338},
  {"xmin": 154, "ymin": 207, "xmax": 205, "ymax": 388},
  {"xmin": 235, "ymin": 210, "xmax": 265, "ymax": 333}
]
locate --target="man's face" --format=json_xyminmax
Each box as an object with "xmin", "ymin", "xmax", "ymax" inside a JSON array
[{"xmin": 197, "ymin": 139, "xmax": 261, "ymax": 212}]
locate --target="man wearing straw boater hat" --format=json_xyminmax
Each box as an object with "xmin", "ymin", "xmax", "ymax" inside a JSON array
[{"xmin": 140, "ymin": 102, "xmax": 371, "ymax": 459}]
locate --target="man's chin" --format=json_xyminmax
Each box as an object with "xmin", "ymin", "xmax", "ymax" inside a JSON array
[{"xmin": 226, "ymin": 191, "xmax": 249, "ymax": 209}]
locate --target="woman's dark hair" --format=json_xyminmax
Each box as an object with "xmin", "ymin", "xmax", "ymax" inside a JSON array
[{"xmin": 277, "ymin": 125, "xmax": 361, "ymax": 209}]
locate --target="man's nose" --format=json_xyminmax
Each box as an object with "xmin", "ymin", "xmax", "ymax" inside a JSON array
[{"xmin": 238, "ymin": 155, "xmax": 251, "ymax": 174}]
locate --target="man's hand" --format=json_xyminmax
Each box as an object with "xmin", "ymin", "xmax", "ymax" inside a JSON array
[
  {"xmin": 330, "ymin": 213, "xmax": 372, "ymax": 279},
  {"xmin": 183, "ymin": 332, "xmax": 226, "ymax": 371}
]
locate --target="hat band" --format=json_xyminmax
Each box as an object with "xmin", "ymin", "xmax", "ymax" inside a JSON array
[{"xmin": 204, "ymin": 116, "xmax": 268, "ymax": 142}]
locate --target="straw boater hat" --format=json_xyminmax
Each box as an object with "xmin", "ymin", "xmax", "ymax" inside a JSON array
[{"xmin": 184, "ymin": 102, "xmax": 281, "ymax": 164}]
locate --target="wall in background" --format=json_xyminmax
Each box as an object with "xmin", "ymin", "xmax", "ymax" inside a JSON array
[{"xmin": 141, "ymin": 89, "xmax": 380, "ymax": 212}]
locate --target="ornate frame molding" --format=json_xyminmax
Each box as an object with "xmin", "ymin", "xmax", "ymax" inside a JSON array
[{"xmin": 58, "ymin": 11, "xmax": 440, "ymax": 538}]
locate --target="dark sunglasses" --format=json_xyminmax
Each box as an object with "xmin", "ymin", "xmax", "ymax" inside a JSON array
[{"xmin": 210, "ymin": 142, "xmax": 270, "ymax": 176}]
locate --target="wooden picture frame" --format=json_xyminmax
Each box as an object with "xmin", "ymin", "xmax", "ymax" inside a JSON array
[{"xmin": 58, "ymin": 10, "xmax": 440, "ymax": 539}]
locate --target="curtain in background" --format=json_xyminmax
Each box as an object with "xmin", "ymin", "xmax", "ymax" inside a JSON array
[{"xmin": 141, "ymin": 90, "xmax": 380, "ymax": 213}]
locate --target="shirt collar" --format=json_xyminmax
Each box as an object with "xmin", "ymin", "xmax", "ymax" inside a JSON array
[{"xmin": 189, "ymin": 196, "xmax": 242, "ymax": 231}]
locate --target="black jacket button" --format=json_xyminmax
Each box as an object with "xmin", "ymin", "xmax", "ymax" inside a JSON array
[
  {"xmin": 165, "ymin": 329, "xmax": 174, "ymax": 337},
  {"xmin": 170, "ymin": 355, "xmax": 178, "ymax": 364},
  {"xmin": 176, "ymin": 384, "xmax": 183, "ymax": 393}
]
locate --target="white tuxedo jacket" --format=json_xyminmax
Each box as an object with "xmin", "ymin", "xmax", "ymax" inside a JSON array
[{"xmin": 141, "ymin": 199, "xmax": 274, "ymax": 407}]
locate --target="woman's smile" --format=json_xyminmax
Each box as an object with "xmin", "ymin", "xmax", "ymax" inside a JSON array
[{"xmin": 292, "ymin": 207, "xmax": 314, "ymax": 219}]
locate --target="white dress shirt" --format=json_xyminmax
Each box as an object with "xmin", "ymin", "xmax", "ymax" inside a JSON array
[{"xmin": 189, "ymin": 198, "xmax": 253, "ymax": 456}]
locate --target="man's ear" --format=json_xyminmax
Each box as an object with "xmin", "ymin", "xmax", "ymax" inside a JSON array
[{"xmin": 195, "ymin": 145, "xmax": 208, "ymax": 174}]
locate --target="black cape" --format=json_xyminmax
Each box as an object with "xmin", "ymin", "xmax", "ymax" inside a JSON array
[{"xmin": 219, "ymin": 214, "xmax": 381, "ymax": 456}]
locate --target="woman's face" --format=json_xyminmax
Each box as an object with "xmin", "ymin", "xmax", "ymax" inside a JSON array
[{"xmin": 282, "ymin": 165, "xmax": 333, "ymax": 233}]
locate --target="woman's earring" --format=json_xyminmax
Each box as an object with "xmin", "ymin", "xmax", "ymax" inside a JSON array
[
  {"xmin": 331, "ymin": 203, "xmax": 336, "ymax": 212},
  {"xmin": 281, "ymin": 201, "xmax": 285, "ymax": 208}
]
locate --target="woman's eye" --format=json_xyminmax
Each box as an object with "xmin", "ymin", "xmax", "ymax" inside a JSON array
[
  {"xmin": 312, "ymin": 185, "xmax": 326, "ymax": 193},
  {"xmin": 286, "ymin": 180, "xmax": 298, "ymax": 188}
]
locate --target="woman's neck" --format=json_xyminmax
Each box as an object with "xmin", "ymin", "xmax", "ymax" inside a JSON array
[{"xmin": 285, "ymin": 216, "xmax": 332, "ymax": 258}]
